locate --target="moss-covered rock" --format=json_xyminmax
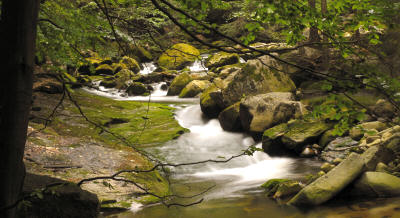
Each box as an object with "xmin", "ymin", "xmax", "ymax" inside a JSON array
[
  {"xmin": 351, "ymin": 172, "xmax": 400, "ymax": 197},
  {"xmin": 131, "ymin": 45, "xmax": 153, "ymax": 62},
  {"xmin": 95, "ymin": 64, "xmax": 114, "ymax": 75},
  {"xmin": 221, "ymin": 55, "xmax": 296, "ymax": 107},
  {"xmin": 262, "ymin": 123, "xmax": 289, "ymax": 155},
  {"xmin": 167, "ymin": 72, "xmax": 193, "ymax": 96},
  {"xmin": 100, "ymin": 79, "xmax": 117, "ymax": 88},
  {"xmin": 158, "ymin": 43, "xmax": 200, "ymax": 70},
  {"xmin": 261, "ymin": 179, "xmax": 291, "ymax": 196},
  {"xmin": 120, "ymin": 56, "xmax": 140, "ymax": 73},
  {"xmin": 126, "ymin": 82, "xmax": 148, "ymax": 96},
  {"xmin": 179, "ymin": 80, "xmax": 211, "ymax": 98},
  {"xmin": 318, "ymin": 129, "xmax": 337, "ymax": 149},
  {"xmin": 273, "ymin": 180, "xmax": 303, "ymax": 199},
  {"xmin": 218, "ymin": 102, "xmax": 242, "ymax": 132},
  {"xmin": 200, "ymin": 85, "xmax": 224, "ymax": 118},
  {"xmin": 239, "ymin": 92, "xmax": 305, "ymax": 133},
  {"xmin": 281, "ymin": 120, "xmax": 331, "ymax": 153},
  {"xmin": 205, "ymin": 52, "xmax": 240, "ymax": 68}
]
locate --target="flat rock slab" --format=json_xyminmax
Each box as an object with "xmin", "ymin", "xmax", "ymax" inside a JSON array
[
  {"xmin": 288, "ymin": 153, "xmax": 365, "ymax": 206},
  {"xmin": 288, "ymin": 145, "xmax": 391, "ymax": 206}
]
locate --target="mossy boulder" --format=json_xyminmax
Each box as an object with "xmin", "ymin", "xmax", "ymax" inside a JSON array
[
  {"xmin": 120, "ymin": 56, "xmax": 140, "ymax": 73},
  {"xmin": 281, "ymin": 120, "xmax": 331, "ymax": 153},
  {"xmin": 261, "ymin": 179, "xmax": 302, "ymax": 199},
  {"xmin": 262, "ymin": 123, "xmax": 289, "ymax": 156},
  {"xmin": 126, "ymin": 82, "xmax": 148, "ymax": 96},
  {"xmin": 99, "ymin": 79, "xmax": 117, "ymax": 88},
  {"xmin": 95, "ymin": 64, "xmax": 114, "ymax": 75},
  {"xmin": 218, "ymin": 102, "xmax": 242, "ymax": 132},
  {"xmin": 167, "ymin": 72, "xmax": 193, "ymax": 96},
  {"xmin": 131, "ymin": 45, "xmax": 153, "ymax": 62},
  {"xmin": 205, "ymin": 52, "xmax": 240, "ymax": 69},
  {"xmin": 221, "ymin": 55, "xmax": 296, "ymax": 107},
  {"xmin": 179, "ymin": 80, "xmax": 211, "ymax": 98},
  {"xmin": 350, "ymin": 172, "xmax": 400, "ymax": 197},
  {"xmin": 261, "ymin": 179, "xmax": 291, "ymax": 196},
  {"xmin": 113, "ymin": 69, "xmax": 139, "ymax": 89},
  {"xmin": 239, "ymin": 92, "xmax": 305, "ymax": 134},
  {"xmin": 158, "ymin": 43, "xmax": 200, "ymax": 70},
  {"xmin": 200, "ymin": 85, "xmax": 224, "ymax": 118},
  {"xmin": 319, "ymin": 129, "xmax": 337, "ymax": 149}
]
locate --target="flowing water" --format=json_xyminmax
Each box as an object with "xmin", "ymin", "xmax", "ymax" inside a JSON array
[{"xmin": 87, "ymin": 60, "xmax": 400, "ymax": 218}]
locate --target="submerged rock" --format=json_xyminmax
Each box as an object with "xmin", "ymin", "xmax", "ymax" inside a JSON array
[
  {"xmin": 218, "ymin": 102, "xmax": 242, "ymax": 132},
  {"xmin": 158, "ymin": 43, "xmax": 200, "ymax": 70},
  {"xmin": 167, "ymin": 72, "xmax": 193, "ymax": 96},
  {"xmin": 261, "ymin": 179, "xmax": 302, "ymax": 199},
  {"xmin": 239, "ymin": 92, "xmax": 305, "ymax": 134},
  {"xmin": 179, "ymin": 80, "xmax": 211, "ymax": 98}
]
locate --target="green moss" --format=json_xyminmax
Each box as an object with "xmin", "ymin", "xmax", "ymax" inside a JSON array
[
  {"xmin": 167, "ymin": 72, "xmax": 193, "ymax": 96},
  {"xmin": 158, "ymin": 43, "xmax": 200, "ymax": 70},
  {"xmin": 49, "ymin": 90, "xmax": 187, "ymax": 148},
  {"xmin": 120, "ymin": 56, "xmax": 140, "ymax": 73},
  {"xmin": 261, "ymin": 179, "xmax": 291, "ymax": 196},
  {"xmin": 95, "ymin": 64, "xmax": 114, "ymax": 75},
  {"xmin": 205, "ymin": 52, "xmax": 240, "ymax": 68},
  {"xmin": 263, "ymin": 123, "xmax": 289, "ymax": 140}
]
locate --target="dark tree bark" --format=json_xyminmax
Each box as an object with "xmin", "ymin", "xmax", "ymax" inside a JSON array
[
  {"xmin": 308, "ymin": 0, "xmax": 320, "ymax": 42},
  {"xmin": 0, "ymin": 0, "xmax": 40, "ymax": 217}
]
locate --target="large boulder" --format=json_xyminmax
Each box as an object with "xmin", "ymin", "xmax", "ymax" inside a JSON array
[
  {"xmin": 288, "ymin": 145, "xmax": 392, "ymax": 206},
  {"xmin": 179, "ymin": 80, "xmax": 211, "ymax": 98},
  {"xmin": 281, "ymin": 120, "xmax": 331, "ymax": 153},
  {"xmin": 221, "ymin": 55, "xmax": 296, "ymax": 107},
  {"xmin": 95, "ymin": 64, "xmax": 114, "ymax": 75},
  {"xmin": 167, "ymin": 72, "xmax": 193, "ymax": 96},
  {"xmin": 372, "ymin": 99, "xmax": 396, "ymax": 119},
  {"xmin": 126, "ymin": 82, "xmax": 148, "ymax": 96},
  {"xmin": 200, "ymin": 85, "xmax": 224, "ymax": 118},
  {"xmin": 239, "ymin": 92, "xmax": 305, "ymax": 134},
  {"xmin": 158, "ymin": 43, "xmax": 200, "ymax": 70},
  {"xmin": 218, "ymin": 102, "xmax": 242, "ymax": 132},
  {"xmin": 131, "ymin": 45, "xmax": 153, "ymax": 62},
  {"xmin": 350, "ymin": 172, "xmax": 400, "ymax": 198},
  {"xmin": 120, "ymin": 56, "xmax": 140, "ymax": 73},
  {"xmin": 262, "ymin": 123, "xmax": 289, "ymax": 156},
  {"xmin": 205, "ymin": 52, "xmax": 240, "ymax": 69}
]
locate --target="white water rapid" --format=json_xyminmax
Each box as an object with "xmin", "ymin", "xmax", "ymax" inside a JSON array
[{"xmin": 148, "ymin": 104, "xmax": 320, "ymax": 199}]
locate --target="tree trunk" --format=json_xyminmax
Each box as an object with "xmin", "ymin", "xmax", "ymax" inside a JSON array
[
  {"xmin": 308, "ymin": 0, "xmax": 320, "ymax": 42},
  {"xmin": 0, "ymin": 0, "xmax": 40, "ymax": 217},
  {"xmin": 321, "ymin": 0, "xmax": 329, "ymax": 71}
]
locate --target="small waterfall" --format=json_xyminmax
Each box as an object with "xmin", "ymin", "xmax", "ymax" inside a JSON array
[
  {"xmin": 188, "ymin": 54, "xmax": 209, "ymax": 72},
  {"xmin": 139, "ymin": 62, "xmax": 157, "ymax": 75}
]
